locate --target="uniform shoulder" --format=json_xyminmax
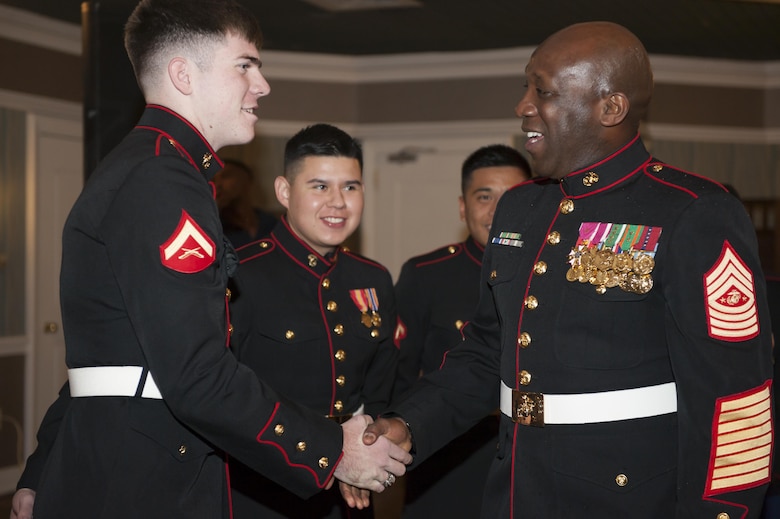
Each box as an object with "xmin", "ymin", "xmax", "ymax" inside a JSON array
[
  {"xmin": 340, "ymin": 248, "xmax": 391, "ymax": 273},
  {"xmin": 402, "ymin": 243, "xmax": 466, "ymax": 269},
  {"xmin": 643, "ymin": 160, "xmax": 731, "ymax": 199},
  {"xmin": 236, "ymin": 237, "xmax": 276, "ymax": 264}
]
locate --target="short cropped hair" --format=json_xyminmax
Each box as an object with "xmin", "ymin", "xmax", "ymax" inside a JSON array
[
  {"xmin": 124, "ymin": 0, "xmax": 262, "ymax": 91},
  {"xmin": 461, "ymin": 144, "xmax": 531, "ymax": 193},
  {"xmin": 284, "ymin": 124, "xmax": 363, "ymax": 180}
]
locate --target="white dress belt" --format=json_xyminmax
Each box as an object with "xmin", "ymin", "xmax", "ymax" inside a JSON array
[
  {"xmin": 500, "ymin": 380, "xmax": 677, "ymax": 424},
  {"xmin": 69, "ymin": 366, "xmax": 162, "ymax": 399}
]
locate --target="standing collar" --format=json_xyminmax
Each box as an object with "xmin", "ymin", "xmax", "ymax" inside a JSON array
[
  {"xmin": 464, "ymin": 236, "xmax": 485, "ymax": 266},
  {"xmin": 558, "ymin": 135, "xmax": 651, "ymax": 199},
  {"xmin": 271, "ymin": 216, "xmax": 338, "ymax": 277},
  {"xmin": 135, "ymin": 104, "xmax": 224, "ymax": 180}
]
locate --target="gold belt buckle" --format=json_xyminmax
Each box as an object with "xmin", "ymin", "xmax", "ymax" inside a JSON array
[{"xmin": 511, "ymin": 390, "xmax": 544, "ymax": 427}]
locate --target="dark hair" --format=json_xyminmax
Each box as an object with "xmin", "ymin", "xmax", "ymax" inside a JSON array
[
  {"xmin": 284, "ymin": 124, "xmax": 363, "ymax": 178},
  {"xmin": 124, "ymin": 0, "xmax": 262, "ymax": 87},
  {"xmin": 461, "ymin": 144, "xmax": 531, "ymax": 193}
]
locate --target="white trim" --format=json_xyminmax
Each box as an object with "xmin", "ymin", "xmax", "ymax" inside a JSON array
[
  {"xmin": 0, "ymin": 89, "xmax": 81, "ymax": 120},
  {"xmin": 24, "ymin": 113, "xmax": 38, "ymax": 462},
  {"xmin": 262, "ymin": 47, "xmax": 533, "ymax": 83},
  {"xmin": 0, "ymin": 337, "xmax": 26, "ymax": 356},
  {"xmin": 646, "ymin": 123, "xmax": 780, "ymax": 144},
  {"xmin": 256, "ymin": 118, "xmax": 780, "ymax": 145},
  {"xmin": 0, "ymin": 4, "xmax": 81, "ymax": 56},
  {"xmin": 2, "ymin": 7, "xmax": 779, "ymax": 88},
  {"xmin": 650, "ymin": 55, "xmax": 780, "ymax": 88},
  {"xmin": 0, "ymin": 466, "xmax": 23, "ymax": 495}
]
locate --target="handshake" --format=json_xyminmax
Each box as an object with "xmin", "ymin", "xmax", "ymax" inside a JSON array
[
  {"xmin": 10, "ymin": 416, "xmax": 412, "ymax": 519},
  {"xmin": 333, "ymin": 415, "xmax": 412, "ymax": 510}
]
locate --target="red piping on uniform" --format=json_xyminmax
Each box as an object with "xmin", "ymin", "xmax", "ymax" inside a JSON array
[
  {"xmin": 645, "ymin": 169, "xmax": 699, "ymax": 199},
  {"xmin": 145, "ymin": 104, "xmax": 224, "ymax": 168},
  {"xmin": 317, "ymin": 261, "xmax": 339, "ymax": 415},
  {"xmin": 255, "ymin": 402, "xmax": 335, "ymax": 487},
  {"xmin": 416, "ymin": 244, "xmax": 463, "ymax": 268},
  {"xmin": 225, "ymin": 457, "xmax": 234, "ymax": 519}
]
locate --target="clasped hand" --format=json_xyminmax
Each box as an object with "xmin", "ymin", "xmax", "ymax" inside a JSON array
[{"xmin": 335, "ymin": 416, "xmax": 412, "ymax": 509}]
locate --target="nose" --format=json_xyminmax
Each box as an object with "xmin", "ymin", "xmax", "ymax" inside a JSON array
[
  {"xmin": 328, "ymin": 188, "xmax": 346, "ymax": 208},
  {"xmin": 515, "ymin": 90, "xmax": 534, "ymax": 119},
  {"xmin": 252, "ymin": 70, "xmax": 271, "ymax": 98}
]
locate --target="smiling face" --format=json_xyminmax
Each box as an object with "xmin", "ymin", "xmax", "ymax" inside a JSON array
[
  {"xmin": 275, "ymin": 156, "xmax": 364, "ymax": 256},
  {"xmin": 189, "ymin": 33, "xmax": 270, "ymax": 150},
  {"xmin": 515, "ymin": 49, "xmax": 606, "ymax": 180},
  {"xmin": 515, "ymin": 23, "xmax": 652, "ymax": 179},
  {"xmin": 459, "ymin": 165, "xmax": 529, "ymax": 246}
]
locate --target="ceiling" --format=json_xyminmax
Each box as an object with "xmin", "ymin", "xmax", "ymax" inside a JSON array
[{"xmin": 3, "ymin": 0, "xmax": 780, "ymax": 61}]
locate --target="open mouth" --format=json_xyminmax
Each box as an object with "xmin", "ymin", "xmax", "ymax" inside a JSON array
[{"xmin": 527, "ymin": 131, "xmax": 543, "ymax": 143}]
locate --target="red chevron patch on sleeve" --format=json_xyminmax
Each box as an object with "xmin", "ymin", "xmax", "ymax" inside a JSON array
[
  {"xmin": 159, "ymin": 210, "xmax": 216, "ymax": 273},
  {"xmin": 704, "ymin": 381, "xmax": 773, "ymax": 496},
  {"xmin": 394, "ymin": 317, "xmax": 407, "ymax": 349},
  {"xmin": 703, "ymin": 240, "xmax": 759, "ymax": 342}
]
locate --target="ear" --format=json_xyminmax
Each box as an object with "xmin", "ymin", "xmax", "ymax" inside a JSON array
[
  {"xmin": 168, "ymin": 57, "xmax": 193, "ymax": 95},
  {"xmin": 601, "ymin": 93, "xmax": 629, "ymax": 127},
  {"xmin": 458, "ymin": 195, "xmax": 466, "ymax": 221},
  {"xmin": 274, "ymin": 175, "xmax": 291, "ymax": 209}
]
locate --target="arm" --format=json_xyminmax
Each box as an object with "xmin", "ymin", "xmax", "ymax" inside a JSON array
[
  {"xmin": 10, "ymin": 382, "xmax": 73, "ymax": 516},
  {"xmin": 665, "ymin": 191, "xmax": 773, "ymax": 517},
  {"xmin": 391, "ymin": 260, "xmax": 427, "ymax": 400}
]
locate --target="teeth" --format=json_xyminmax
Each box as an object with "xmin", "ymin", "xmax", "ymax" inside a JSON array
[
  {"xmin": 243, "ymin": 108, "xmax": 255, "ymax": 114},
  {"xmin": 527, "ymin": 131, "xmax": 542, "ymax": 138},
  {"xmin": 324, "ymin": 217, "xmax": 344, "ymax": 223}
]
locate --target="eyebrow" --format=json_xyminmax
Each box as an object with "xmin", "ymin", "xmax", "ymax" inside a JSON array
[
  {"xmin": 239, "ymin": 55, "xmax": 263, "ymax": 68},
  {"xmin": 305, "ymin": 178, "xmax": 363, "ymax": 186}
]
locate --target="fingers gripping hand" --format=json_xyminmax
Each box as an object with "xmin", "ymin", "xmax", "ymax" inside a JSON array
[
  {"xmin": 363, "ymin": 416, "xmax": 412, "ymax": 452},
  {"xmin": 334, "ymin": 415, "xmax": 412, "ymax": 493},
  {"xmin": 10, "ymin": 488, "xmax": 35, "ymax": 519},
  {"xmin": 338, "ymin": 481, "xmax": 371, "ymax": 509}
]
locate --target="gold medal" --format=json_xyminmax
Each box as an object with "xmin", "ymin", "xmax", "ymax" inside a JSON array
[
  {"xmin": 371, "ymin": 310, "xmax": 382, "ymax": 327},
  {"xmin": 633, "ymin": 253, "xmax": 655, "ymax": 275},
  {"xmin": 361, "ymin": 312, "xmax": 373, "ymax": 328}
]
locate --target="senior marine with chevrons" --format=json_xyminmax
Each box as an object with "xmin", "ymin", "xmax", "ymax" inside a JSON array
[{"xmin": 364, "ymin": 21, "xmax": 773, "ymax": 519}]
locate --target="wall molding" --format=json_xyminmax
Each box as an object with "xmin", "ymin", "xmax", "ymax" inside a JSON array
[
  {"xmin": 0, "ymin": 89, "xmax": 81, "ymax": 120},
  {"xmin": 258, "ymin": 118, "xmax": 780, "ymax": 145},
  {"xmin": 3, "ymin": 5, "xmax": 779, "ymax": 88},
  {"xmin": 646, "ymin": 123, "xmax": 780, "ymax": 144},
  {"xmin": 0, "ymin": 4, "xmax": 81, "ymax": 55}
]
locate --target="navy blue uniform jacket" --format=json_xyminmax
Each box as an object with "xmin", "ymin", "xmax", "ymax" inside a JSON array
[
  {"xmin": 390, "ymin": 136, "xmax": 774, "ymax": 518},
  {"xmin": 20, "ymin": 106, "xmax": 344, "ymax": 519}
]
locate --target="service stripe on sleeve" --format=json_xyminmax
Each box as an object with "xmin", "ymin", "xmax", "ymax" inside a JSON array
[{"xmin": 705, "ymin": 381, "xmax": 772, "ymax": 495}]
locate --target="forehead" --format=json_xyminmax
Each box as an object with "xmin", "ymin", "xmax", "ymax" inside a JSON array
[
  {"xmin": 292, "ymin": 156, "xmax": 362, "ymax": 182},
  {"xmin": 214, "ymin": 32, "xmax": 261, "ymax": 59},
  {"xmin": 467, "ymin": 166, "xmax": 528, "ymax": 190}
]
